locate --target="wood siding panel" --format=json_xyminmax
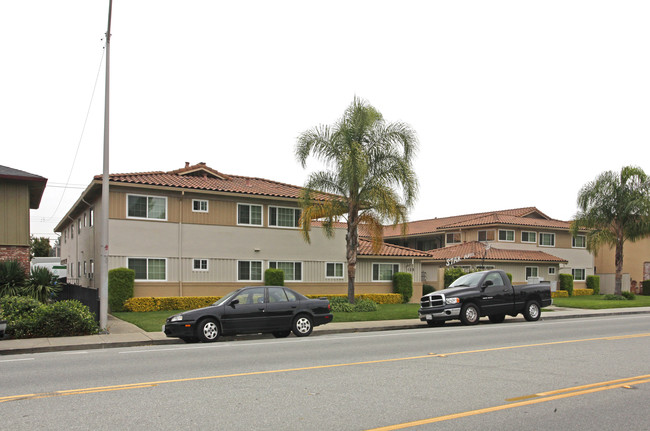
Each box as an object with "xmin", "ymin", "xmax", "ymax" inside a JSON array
[{"xmin": 0, "ymin": 182, "xmax": 30, "ymax": 245}]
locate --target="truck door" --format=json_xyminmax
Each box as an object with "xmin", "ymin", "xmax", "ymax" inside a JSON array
[{"xmin": 480, "ymin": 272, "xmax": 514, "ymax": 315}]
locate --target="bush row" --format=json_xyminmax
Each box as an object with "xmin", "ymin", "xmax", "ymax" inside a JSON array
[
  {"xmin": 328, "ymin": 297, "xmax": 378, "ymax": 312},
  {"xmin": 305, "ymin": 293, "xmax": 403, "ymax": 304},
  {"xmin": 572, "ymin": 288, "xmax": 594, "ymax": 296},
  {"xmin": 551, "ymin": 290, "xmax": 569, "ymax": 298},
  {"xmin": 123, "ymin": 296, "xmax": 221, "ymax": 312}
]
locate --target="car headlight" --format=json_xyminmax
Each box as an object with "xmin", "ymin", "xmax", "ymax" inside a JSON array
[
  {"xmin": 445, "ymin": 297, "xmax": 460, "ymax": 305},
  {"xmin": 170, "ymin": 315, "xmax": 184, "ymax": 322}
]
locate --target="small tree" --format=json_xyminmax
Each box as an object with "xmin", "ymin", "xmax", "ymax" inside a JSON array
[
  {"xmin": 444, "ymin": 267, "xmax": 466, "ymax": 288},
  {"xmin": 30, "ymin": 236, "xmax": 52, "ymax": 258},
  {"xmin": 108, "ymin": 268, "xmax": 135, "ymax": 312},
  {"xmin": 393, "ymin": 272, "xmax": 413, "ymax": 303}
]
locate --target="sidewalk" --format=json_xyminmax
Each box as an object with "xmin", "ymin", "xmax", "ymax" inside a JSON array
[{"xmin": 2, "ymin": 306, "xmax": 650, "ymax": 356}]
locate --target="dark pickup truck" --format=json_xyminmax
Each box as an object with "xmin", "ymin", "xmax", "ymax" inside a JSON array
[{"xmin": 419, "ymin": 269, "xmax": 552, "ymax": 326}]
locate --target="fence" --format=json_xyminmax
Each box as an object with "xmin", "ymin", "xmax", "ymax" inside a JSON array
[{"xmin": 56, "ymin": 282, "xmax": 100, "ymax": 322}]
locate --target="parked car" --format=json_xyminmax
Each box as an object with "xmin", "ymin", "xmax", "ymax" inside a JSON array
[
  {"xmin": 419, "ymin": 269, "xmax": 552, "ymax": 326},
  {"xmin": 163, "ymin": 286, "xmax": 333, "ymax": 342}
]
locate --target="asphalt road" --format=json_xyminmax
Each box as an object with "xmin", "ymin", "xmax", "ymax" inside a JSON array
[{"xmin": 1, "ymin": 315, "xmax": 649, "ymax": 430}]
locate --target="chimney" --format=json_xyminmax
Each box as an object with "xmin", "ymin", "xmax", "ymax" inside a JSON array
[{"xmin": 185, "ymin": 162, "xmax": 190, "ymax": 168}]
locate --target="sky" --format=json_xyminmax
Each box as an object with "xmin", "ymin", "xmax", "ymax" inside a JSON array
[{"xmin": 2, "ymin": 1, "xmax": 649, "ymax": 242}]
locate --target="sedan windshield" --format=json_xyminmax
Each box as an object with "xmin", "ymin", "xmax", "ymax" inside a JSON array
[{"xmin": 448, "ymin": 272, "xmax": 485, "ymax": 288}]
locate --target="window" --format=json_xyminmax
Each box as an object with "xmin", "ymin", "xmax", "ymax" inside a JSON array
[
  {"xmin": 193, "ymin": 259, "xmax": 208, "ymax": 271},
  {"xmin": 478, "ymin": 230, "xmax": 495, "ymax": 242},
  {"xmin": 238, "ymin": 260, "xmax": 262, "ymax": 281},
  {"xmin": 78, "ymin": 219, "xmax": 82, "ymax": 234},
  {"xmin": 446, "ymin": 233, "xmax": 461, "ymax": 244},
  {"xmin": 326, "ymin": 262, "xmax": 344, "ymax": 279},
  {"xmin": 498, "ymin": 230, "xmax": 514, "ymax": 242},
  {"xmin": 269, "ymin": 206, "xmax": 301, "ymax": 228},
  {"xmin": 572, "ymin": 235, "xmax": 586, "ymax": 248},
  {"xmin": 128, "ymin": 258, "xmax": 167, "ymax": 281},
  {"xmin": 232, "ymin": 287, "xmax": 266, "ymax": 305},
  {"xmin": 89, "ymin": 208, "xmax": 94, "ymax": 227},
  {"xmin": 372, "ymin": 263, "xmax": 399, "ymax": 281},
  {"xmin": 83, "ymin": 213, "xmax": 87, "ymax": 227},
  {"xmin": 77, "ymin": 262, "xmax": 81, "ymax": 277},
  {"xmin": 237, "ymin": 204, "xmax": 262, "ymax": 226},
  {"xmin": 127, "ymin": 195, "xmax": 167, "ymax": 220},
  {"xmin": 521, "ymin": 231, "xmax": 537, "ymax": 243},
  {"xmin": 70, "ymin": 225, "xmax": 73, "ymax": 239},
  {"xmin": 90, "ymin": 260, "xmax": 94, "ymax": 275},
  {"xmin": 269, "ymin": 287, "xmax": 289, "ymax": 303},
  {"xmin": 269, "ymin": 261, "xmax": 302, "ymax": 281},
  {"xmin": 192, "ymin": 199, "xmax": 208, "ymax": 213},
  {"xmin": 572, "ymin": 268, "xmax": 586, "ymax": 281},
  {"xmin": 83, "ymin": 261, "xmax": 87, "ymax": 276},
  {"xmin": 526, "ymin": 267, "xmax": 539, "ymax": 279},
  {"xmin": 539, "ymin": 232, "xmax": 555, "ymax": 247},
  {"xmin": 548, "ymin": 267, "xmax": 556, "ymax": 275}
]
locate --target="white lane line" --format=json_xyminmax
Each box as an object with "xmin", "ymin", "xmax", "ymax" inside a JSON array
[{"xmin": 0, "ymin": 358, "xmax": 35, "ymax": 363}]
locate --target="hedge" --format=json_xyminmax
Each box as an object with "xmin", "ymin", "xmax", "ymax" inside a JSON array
[
  {"xmin": 559, "ymin": 273, "xmax": 574, "ymax": 296},
  {"xmin": 123, "ymin": 296, "xmax": 221, "ymax": 312},
  {"xmin": 551, "ymin": 290, "xmax": 569, "ymax": 298},
  {"xmin": 305, "ymin": 294, "xmax": 403, "ymax": 304},
  {"xmin": 264, "ymin": 269, "xmax": 284, "ymax": 286},
  {"xmin": 108, "ymin": 268, "xmax": 135, "ymax": 312},
  {"xmin": 393, "ymin": 272, "xmax": 413, "ymax": 303},
  {"xmin": 586, "ymin": 275, "xmax": 600, "ymax": 295},
  {"xmin": 643, "ymin": 280, "xmax": 650, "ymax": 296},
  {"xmin": 573, "ymin": 288, "xmax": 594, "ymax": 296}
]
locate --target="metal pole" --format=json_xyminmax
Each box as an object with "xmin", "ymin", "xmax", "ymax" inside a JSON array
[{"xmin": 99, "ymin": 0, "xmax": 113, "ymax": 330}]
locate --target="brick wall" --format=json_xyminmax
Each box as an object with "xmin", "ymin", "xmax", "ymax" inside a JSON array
[{"xmin": 0, "ymin": 245, "xmax": 30, "ymax": 275}]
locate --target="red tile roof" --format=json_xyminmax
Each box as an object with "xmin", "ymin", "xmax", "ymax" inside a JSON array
[
  {"xmin": 425, "ymin": 241, "xmax": 568, "ymax": 263},
  {"xmin": 358, "ymin": 238, "xmax": 430, "ymax": 257}
]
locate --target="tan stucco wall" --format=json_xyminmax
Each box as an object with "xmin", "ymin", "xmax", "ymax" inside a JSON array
[{"xmin": 594, "ymin": 237, "xmax": 650, "ymax": 284}]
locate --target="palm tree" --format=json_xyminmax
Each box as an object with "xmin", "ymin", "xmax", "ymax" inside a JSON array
[
  {"xmin": 570, "ymin": 166, "xmax": 650, "ymax": 295},
  {"xmin": 296, "ymin": 97, "xmax": 419, "ymax": 303}
]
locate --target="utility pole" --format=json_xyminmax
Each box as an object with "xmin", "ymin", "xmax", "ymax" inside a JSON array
[{"xmin": 99, "ymin": 0, "xmax": 113, "ymax": 330}]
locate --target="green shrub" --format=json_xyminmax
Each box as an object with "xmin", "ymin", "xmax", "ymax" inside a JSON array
[
  {"xmin": 329, "ymin": 296, "xmax": 377, "ymax": 312},
  {"xmin": 0, "ymin": 295, "xmax": 41, "ymax": 321},
  {"xmin": 586, "ymin": 275, "xmax": 600, "ymax": 295},
  {"xmin": 506, "ymin": 273, "xmax": 513, "ymax": 282},
  {"xmin": 0, "ymin": 260, "xmax": 27, "ymax": 297},
  {"xmin": 264, "ymin": 268, "xmax": 284, "ymax": 286},
  {"xmin": 422, "ymin": 284, "xmax": 435, "ymax": 295},
  {"xmin": 621, "ymin": 291, "xmax": 636, "ymax": 300},
  {"xmin": 444, "ymin": 267, "xmax": 466, "ymax": 288},
  {"xmin": 643, "ymin": 280, "xmax": 650, "ymax": 296},
  {"xmin": 603, "ymin": 294, "xmax": 626, "ymax": 301},
  {"xmin": 108, "ymin": 268, "xmax": 135, "ymax": 312},
  {"xmin": 559, "ymin": 273, "xmax": 574, "ymax": 296},
  {"xmin": 25, "ymin": 266, "xmax": 60, "ymax": 303},
  {"xmin": 393, "ymin": 272, "xmax": 413, "ymax": 303}
]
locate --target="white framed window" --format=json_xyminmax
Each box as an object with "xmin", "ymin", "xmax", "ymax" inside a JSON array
[
  {"xmin": 237, "ymin": 260, "xmax": 262, "ymax": 281},
  {"xmin": 83, "ymin": 213, "xmax": 87, "ymax": 227},
  {"xmin": 237, "ymin": 203, "xmax": 263, "ymax": 226},
  {"xmin": 572, "ymin": 268, "xmax": 586, "ymax": 281},
  {"xmin": 269, "ymin": 261, "xmax": 302, "ymax": 281},
  {"xmin": 78, "ymin": 218, "xmax": 82, "ymax": 234},
  {"xmin": 446, "ymin": 232, "xmax": 461, "ymax": 244},
  {"xmin": 127, "ymin": 194, "xmax": 167, "ymax": 220},
  {"xmin": 89, "ymin": 208, "xmax": 94, "ymax": 227},
  {"xmin": 372, "ymin": 263, "xmax": 399, "ymax": 281},
  {"xmin": 572, "ymin": 235, "xmax": 586, "ymax": 248},
  {"xmin": 326, "ymin": 262, "xmax": 344, "ymax": 279},
  {"xmin": 193, "ymin": 259, "xmax": 208, "ymax": 271},
  {"xmin": 90, "ymin": 260, "xmax": 94, "ymax": 275},
  {"xmin": 128, "ymin": 258, "xmax": 167, "ymax": 281},
  {"xmin": 548, "ymin": 267, "xmax": 556, "ymax": 275},
  {"xmin": 521, "ymin": 231, "xmax": 537, "ymax": 243},
  {"xmin": 83, "ymin": 261, "xmax": 87, "ymax": 276},
  {"xmin": 478, "ymin": 230, "xmax": 495, "ymax": 242},
  {"xmin": 498, "ymin": 229, "xmax": 515, "ymax": 242},
  {"xmin": 77, "ymin": 262, "xmax": 81, "ymax": 277},
  {"xmin": 192, "ymin": 199, "xmax": 209, "ymax": 213},
  {"xmin": 539, "ymin": 232, "xmax": 555, "ymax": 247},
  {"xmin": 525, "ymin": 266, "xmax": 539, "ymax": 279},
  {"xmin": 269, "ymin": 206, "xmax": 301, "ymax": 228}
]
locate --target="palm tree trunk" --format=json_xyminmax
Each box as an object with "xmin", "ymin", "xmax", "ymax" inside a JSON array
[
  {"xmin": 346, "ymin": 209, "xmax": 359, "ymax": 304},
  {"xmin": 615, "ymin": 239, "xmax": 624, "ymax": 296}
]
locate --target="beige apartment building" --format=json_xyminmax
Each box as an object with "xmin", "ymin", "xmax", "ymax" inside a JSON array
[{"xmin": 55, "ymin": 162, "xmax": 428, "ymax": 301}]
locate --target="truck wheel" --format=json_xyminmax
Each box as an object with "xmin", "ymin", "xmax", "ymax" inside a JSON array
[
  {"xmin": 488, "ymin": 314, "xmax": 506, "ymax": 323},
  {"xmin": 523, "ymin": 300, "xmax": 541, "ymax": 321},
  {"xmin": 460, "ymin": 303, "xmax": 480, "ymax": 325},
  {"xmin": 427, "ymin": 320, "xmax": 445, "ymax": 327}
]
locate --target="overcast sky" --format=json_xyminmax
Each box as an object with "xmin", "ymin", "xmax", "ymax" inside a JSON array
[{"xmin": 2, "ymin": 1, "xmax": 649, "ymax": 241}]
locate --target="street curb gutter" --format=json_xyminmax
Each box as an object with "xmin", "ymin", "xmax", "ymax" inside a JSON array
[{"xmin": 1, "ymin": 309, "xmax": 649, "ymax": 355}]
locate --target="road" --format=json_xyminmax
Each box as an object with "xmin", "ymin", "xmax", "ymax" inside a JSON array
[{"xmin": 1, "ymin": 314, "xmax": 649, "ymax": 430}]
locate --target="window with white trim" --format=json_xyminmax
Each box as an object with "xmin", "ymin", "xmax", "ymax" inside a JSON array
[
  {"xmin": 539, "ymin": 232, "xmax": 555, "ymax": 247},
  {"xmin": 193, "ymin": 259, "xmax": 208, "ymax": 271},
  {"xmin": 548, "ymin": 267, "xmax": 556, "ymax": 275},
  {"xmin": 326, "ymin": 262, "xmax": 344, "ymax": 279},
  {"xmin": 89, "ymin": 208, "xmax": 94, "ymax": 227},
  {"xmin": 372, "ymin": 263, "xmax": 399, "ymax": 281},
  {"xmin": 269, "ymin": 206, "xmax": 301, "ymax": 228},
  {"xmin": 478, "ymin": 230, "xmax": 495, "ymax": 242},
  {"xmin": 238, "ymin": 260, "xmax": 262, "ymax": 281},
  {"xmin": 446, "ymin": 233, "xmax": 461, "ymax": 244},
  {"xmin": 572, "ymin": 235, "xmax": 586, "ymax": 248},
  {"xmin": 525, "ymin": 266, "xmax": 539, "ymax": 279},
  {"xmin": 128, "ymin": 258, "xmax": 167, "ymax": 281},
  {"xmin": 521, "ymin": 231, "xmax": 537, "ymax": 243},
  {"xmin": 498, "ymin": 229, "xmax": 514, "ymax": 242},
  {"xmin": 269, "ymin": 261, "xmax": 302, "ymax": 281},
  {"xmin": 77, "ymin": 218, "xmax": 81, "ymax": 234},
  {"xmin": 237, "ymin": 204, "xmax": 262, "ymax": 226},
  {"xmin": 192, "ymin": 199, "xmax": 208, "ymax": 213},
  {"xmin": 127, "ymin": 194, "xmax": 167, "ymax": 220},
  {"xmin": 572, "ymin": 268, "xmax": 586, "ymax": 281}
]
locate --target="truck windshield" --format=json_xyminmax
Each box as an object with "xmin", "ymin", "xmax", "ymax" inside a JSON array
[{"xmin": 448, "ymin": 272, "xmax": 485, "ymax": 288}]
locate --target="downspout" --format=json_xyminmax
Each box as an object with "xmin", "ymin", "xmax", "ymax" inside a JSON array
[{"xmin": 179, "ymin": 191, "xmax": 184, "ymax": 296}]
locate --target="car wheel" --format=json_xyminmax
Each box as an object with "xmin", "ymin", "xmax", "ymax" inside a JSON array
[
  {"xmin": 488, "ymin": 314, "xmax": 506, "ymax": 323},
  {"xmin": 272, "ymin": 331, "xmax": 291, "ymax": 338},
  {"xmin": 523, "ymin": 300, "xmax": 541, "ymax": 321},
  {"xmin": 426, "ymin": 320, "xmax": 445, "ymax": 327},
  {"xmin": 197, "ymin": 318, "xmax": 220, "ymax": 342},
  {"xmin": 460, "ymin": 303, "xmax": 480, "ymax": 325},
  {"xmin": 292, "ymin": 314, "xmax": 313, "ymax": 337}
]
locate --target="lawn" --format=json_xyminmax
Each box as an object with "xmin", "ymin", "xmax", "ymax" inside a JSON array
[
  {"xmin": 553, "ymin": 294, "xmax": 650, "ymax": 309},
  {"xmin": 112, "ymin": 304, "xmax": 421, "ymax": 332}
]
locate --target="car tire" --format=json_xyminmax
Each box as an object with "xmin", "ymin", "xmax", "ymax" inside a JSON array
[
  {"xmin": 460, "ymin": 303, "xmax": 480, "ymax": 325},
  {"xmin": 426, "ymin": 320, "xmax": 445, "ymax": 327},
  {"xmin": 292, "ymin": 314, "xmax": 313, "ymax": 337},
  {"xmin": 197, "ymin": 318, "xmax": 220, "ymax": 342},
  {"xmin": 488, "ymin": 314, "xmax": 506, "ymax": 323},
  {"xmin": 523, "ymin": 300, "xmax": 541, "ymax": 321},
  {"xmin": 272, "ymin": 331, "xmax": 291, "ymax": 338}
]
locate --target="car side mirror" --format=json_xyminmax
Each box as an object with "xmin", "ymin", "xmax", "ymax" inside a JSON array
[
  {"xmin": 482, "ymin": 280, "xmax": 493, "ymax": 290},
  {"xmin": 229, "ymin": 299, "xmax": 240, "ymax": 308}
]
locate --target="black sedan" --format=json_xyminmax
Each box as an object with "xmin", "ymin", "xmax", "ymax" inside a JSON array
[{"xmin": 163, "ymin": 286, "xmax": 333, "ymax": 342}]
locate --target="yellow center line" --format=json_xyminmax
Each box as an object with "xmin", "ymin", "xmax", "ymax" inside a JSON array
[
  {"xmin": 366, "ymin": 376, "xmax": 650, "ymax": 431},
  {"xmin": 1, "ymin": 332, "xmax": 648, "ymax": 404}
]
